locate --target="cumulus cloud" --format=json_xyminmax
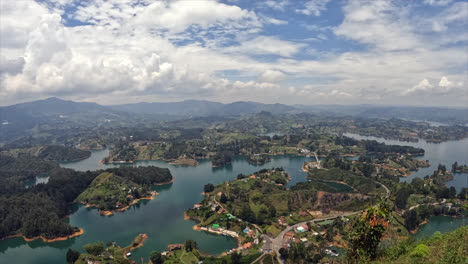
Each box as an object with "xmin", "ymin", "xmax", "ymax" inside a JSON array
[
  {"xmin": 404, "ymin": 79, "xmax": 433, "ymax": 95},
  {"xmin": 334, "ymin": 1, "xmax": 420, "ymax": 51},
  {"xmin": 439, "ymin": 76, "xmax": 452, "ymax": 87},
  {"xmin": 0, "ymin": 0, "xmax": 467, "ymax": 106}
]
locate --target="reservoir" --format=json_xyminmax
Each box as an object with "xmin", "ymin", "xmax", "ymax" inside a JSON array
[{"xmin": 1, "ymin": 135, "xmax": 467, "ymax": 263}]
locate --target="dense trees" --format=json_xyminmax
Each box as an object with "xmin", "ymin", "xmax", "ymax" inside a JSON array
[
  {"xmin": 66, "ymin": 248, "xmax": 80, "ymax": 264},
  {"xmin": 203, "ymin": 184, "xmax": 215, "ymax": 193},
  {"xmin": 404, "ymin": 210, "xmax": 420, "ymax": 231},
  {"xmin": 363, "ymin": 140, "xmax": 424, "ymax": 155},
  {"xmin": 84, "ymin": 242, "xmax": 105, "ymax": 255},
  {"xmin": 395, "ymin": 187, "xmax": 412, "ymax": 209},
  {"xmin": 212, "ymin": 151, "xmax": 232, "ymax": 167},
  {"xmin": 150, "ymin": 251, "xmax": 163, "ymax": 264},
  {"xmin": 108, "ymin": 166, "xmax": 172, "ymax": 185},
  {"xmin": 0, "ymin": 155, "xmax": 172, "ymax": 240},
  {"xmin": 36, "ymin": 145, "xmax": 91, "ymax": 161},
  {"xmin": 0, "ymin": 167, "xmax": 99, "ymax": 239},
  {"xmin": 185, "ymin": 240, "xmax": 197, "ymax": 252}
]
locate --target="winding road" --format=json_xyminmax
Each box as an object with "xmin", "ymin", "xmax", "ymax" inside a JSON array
[{"xmin": 261, "ymin": 180, "xmax": 390, "ymax": 264}]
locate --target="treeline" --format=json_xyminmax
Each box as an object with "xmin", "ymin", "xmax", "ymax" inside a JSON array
[
  {"xmin": 362, "ymin": 140, "xmax": 424, "ymax": 154},
  {"xmin": 0, "ymin": 154, "xmax": 59, "ymax": 196},
  {"xmin": 0, "ymin": 168, "xmax": 100, "ymax": 239},
  {"xmin": 36, "ymin": 145, "xmax": 91, "ymax": 161},
  {"xmin": 106, "ymin": 166, "xmax": 172, "ymax": 185},
  {"xmin": 212, "ymin": 151, "xmax": 232, "ymax": 167}
]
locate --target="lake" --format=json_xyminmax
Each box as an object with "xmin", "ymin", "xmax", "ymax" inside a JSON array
[
  {"xmin": 1, "ymin": 135, "xmax": 467, "ymax": 263},
  {"xmin": 343, "ymin": 133, "xmax": 468, "ymax": 193},
  {"xmin": 0, "ymin": 151, "xmax": 318, "ymax": 264}
]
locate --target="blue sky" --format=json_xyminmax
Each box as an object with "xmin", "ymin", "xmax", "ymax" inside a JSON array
[{"xmin": 0, "ymin": 0, "xmax": 467, "ymax": 106}]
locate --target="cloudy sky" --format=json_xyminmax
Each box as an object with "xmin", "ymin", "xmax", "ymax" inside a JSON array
[{"xmin": 0, "ymin": 0, "xmax": 467, "ymax": 107}]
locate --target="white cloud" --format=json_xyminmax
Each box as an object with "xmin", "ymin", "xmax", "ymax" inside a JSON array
[
  {"xmin": 424, "ymin": 0, "xmax": 453, "ymax": 6},
  {"xmin": 334, "ymin": 1, "xmax": 420, "ymax": 51},
  {"xmin": 265, "ymin": 0, "xmax": 289, "ymax": 11},
  {"xmin": 225, "ymin": 36, "xmax": 305, "ymax": 57},
  {"xmin": 404, "ymin": 79, "xmax": 433, "ymax": 95},
  {"xmin": 260, "ymin": 70, "xmax": 286, "ymax": 83},
  {"xmin": 296, "ymin": 0, "xmax": 330, "ymax": 16},
  {"xmin": 439, "ymin": 76, "xmax": 452, "ymax": 87},
  {"xmin": 0, "ymin": 0, "xmax": 467, "ymax": 106}
]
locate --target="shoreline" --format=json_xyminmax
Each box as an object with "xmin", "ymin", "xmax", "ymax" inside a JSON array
[
  {"xmin": 100, "ymin": 191, "xmax": 158, "ymax": 215},
  {"xmin": 123, "ymin": 234, "xmax": 148, "ymax": 260},
  {"xmin": 3, "ymin": 228, "xmax": 84, "ymax": 243},
  {"xmin": 154, "ymin": 177, "xmax": 174, "ymax": 185},
  {"xmin": 81, "ymin": 191, "xmax": 159, "ymax": 216}
]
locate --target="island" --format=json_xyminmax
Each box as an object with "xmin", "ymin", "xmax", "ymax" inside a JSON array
[
  {"xmin": 68, "ymin": 233, "xmax": 147, "ymax": 264},
  {"xmin": 247, "ymin": 154, "xmax": 272, "ymax": 165},
  {"xmin": 76, "ymin": 166, "xmax": 173, "ymax": 215}
]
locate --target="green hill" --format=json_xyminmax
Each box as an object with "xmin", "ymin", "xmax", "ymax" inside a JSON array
[{"xmin": 373, "ymin": 225, "xmax": 468, "ymax": 263}]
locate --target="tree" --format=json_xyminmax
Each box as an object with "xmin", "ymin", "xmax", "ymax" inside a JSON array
[
  {"xmin": 66, "ymin": 248, "xmax": 80, "ymax": 264},
  {"xmin": 404, "ymin": 210, "xmax": 420, "ymax": 231},
  {"xmin": 395, "ymin": 188, "xmax": 411, "ymax": 209},
  {"xmin": 449, "ymin": 186, "xmax": 457, "ymax": 199},
  {"xmin": 239, "ymin": 204, "xmax": 256, "ymax": 223},
  {"xmin": 204, "ymin": 184, "xmax": 214, "ymax": 193},
  {"xmin": 84, "ymin": 242, "xmax": 104, "ymax": 256},
  {"xmin": 437, "ymin": 164, "xmax": 447, "ymax": 172},
  {"xmin": 411, "ymin": 178, "xmax": 425, "ymax": 193},
  {"xmin": 185, "ymin": 240, "xmax": 197, "ymax": 252},
  {"xmin": 348, "ymin": 200, "xmax": 391, "ymax": 262},
  {"xmin": 279, "ymin": 248, "xmax": 289, "ymax": 260},
  {"xmin": 269, "ymin": 205, "xmax": 276, "ymax": 218},
  {"xmin": 220, "ymin": 193, "xmax": 228, "ymax": 203},
  {"xmin": 458, "ymin": 187, "xmax": 467, "ymax": 200},
  {"xmin": 231, "ymin": 251, "xmax": 241, "ymax": 264},
  {"xmin": 149, "ymin": 251, "xmax": 163, "ymax": 264}
]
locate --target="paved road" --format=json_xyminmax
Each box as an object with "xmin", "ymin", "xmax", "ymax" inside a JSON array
[{"xmin": 313, "ymin": 152, "xmax": 321, "ymax": 169}]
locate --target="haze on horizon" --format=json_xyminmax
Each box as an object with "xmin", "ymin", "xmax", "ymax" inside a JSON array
[{"xmin": 1, "ymin": 0, "xmax": 467, "ymax": 107}]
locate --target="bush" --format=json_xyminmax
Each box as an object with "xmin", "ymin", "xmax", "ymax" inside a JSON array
[
  {"xmin": 410, "ymin": 244, "xmax": 430, "ymax": 259},
  {"xmin": 84, "ymin": 242, "xmax": 104, "ymax": 256}
]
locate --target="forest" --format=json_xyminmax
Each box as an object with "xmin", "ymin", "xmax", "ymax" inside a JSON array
[
  {"xmin": 0, "ymin": 156, "xmax": 172, "ymax": 240},
  {"xmin": 0, "ymin": 168, "xmax": 100, "ymax": 239}
]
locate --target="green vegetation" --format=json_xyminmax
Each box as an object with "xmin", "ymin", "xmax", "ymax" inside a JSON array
[
  {"xmin": 72, "ymin": 234, "xmax": 147, "ymax": 264},
  {"xmin": 373, "ymin": 225, "xmax": 468, "ymax": 263},
  {"xmin": 248, "ymin": 154, "xmax": 272, "ymax": 165},
  {"xmin": 76, "ymin": 166, "xmax": 172, "ymax": 212},
  {"xmin": 348, "ymin": 200, "xmax": 391, "ymax": 262},
  {"xmin": 0, "ymin": 167, "xmax": 100, "ymax": 239}
]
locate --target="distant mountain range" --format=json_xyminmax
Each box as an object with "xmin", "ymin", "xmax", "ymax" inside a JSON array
[
  {"xmin": 109, "ymin": 100, "xmax": 296, "ymax": 117},
  {"xmin": 1, "ymin": 97, "xmax": 467, "ymax": 142}
]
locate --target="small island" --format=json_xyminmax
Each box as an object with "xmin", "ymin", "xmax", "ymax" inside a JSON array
[
  {"xmin": 68, "ymin": 233, "xmax": 147, "ymax": 264},
  {"xmin": 247, "ymin": 154, "xmax": 271, "ymax": 165},
  {"xmin": 76, "ymin": 166, "xmax": 173, "ymax": 215}
]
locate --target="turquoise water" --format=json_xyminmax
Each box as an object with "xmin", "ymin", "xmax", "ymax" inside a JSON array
[
  {"xmin": 0, "ymin": 151, "xmax": 316, "ymax": 264},
  {"xmin": 413, "ymin": 216, "xmax": 467, "ymax": 240},
  {"xmin": 343, "ymin": 133, "xmax": 468, "ymax": 193},
  {"xmin": 2, "ymin": 134, "xmax": 467, "ymax": 263}
]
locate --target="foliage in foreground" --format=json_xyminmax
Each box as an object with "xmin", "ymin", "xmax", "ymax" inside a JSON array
[{"xmin": 373, "ymin": 225, "xmax": 468, "ymax": 264}]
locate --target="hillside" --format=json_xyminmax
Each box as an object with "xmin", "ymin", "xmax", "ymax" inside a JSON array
[
  {"xmin": 373, "ymin": 225, "xmax": 468, "ymax": 263},
  {"xmin": 76, "ymin": 166, "xmax": 172, "ymax": 214}
]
